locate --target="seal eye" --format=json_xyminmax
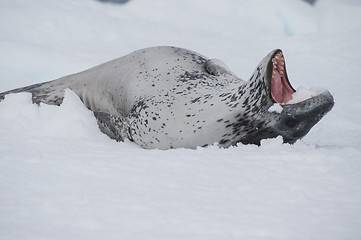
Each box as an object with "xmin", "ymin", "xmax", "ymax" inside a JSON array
[{"xmin": 286, "ymin": 118, "xmax": 298, "ymax": 128}]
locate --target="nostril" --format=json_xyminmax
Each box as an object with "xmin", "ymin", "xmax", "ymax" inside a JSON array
[{"xmin": 286, "ymin": 118, "xmax": 298, "ymax": 128}]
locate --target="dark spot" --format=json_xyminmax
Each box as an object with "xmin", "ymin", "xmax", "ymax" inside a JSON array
[
  {"xmin": 191, "ymin": 97, "xmax": 201, "ymax": 103},
  {"xmin": 219, "ymin": 139, "xmax": 230, "ymax": 145}
]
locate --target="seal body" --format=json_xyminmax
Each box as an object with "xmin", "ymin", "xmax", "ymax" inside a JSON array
[{"xmin": 0, "ymin": 46, "xmax": 334, "ymax": 149}]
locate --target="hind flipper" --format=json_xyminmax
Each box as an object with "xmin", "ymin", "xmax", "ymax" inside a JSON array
[
  {"xmin": 205, "ymin": 59, "xmax": 236, "ymax": 77},
  {"xmin": 0, "ymin": 80, "xmax": 68, "ymax": 105}
]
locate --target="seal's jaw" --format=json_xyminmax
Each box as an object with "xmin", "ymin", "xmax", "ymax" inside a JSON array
[
  {"xmin": 269, "ymin": 50, "xmax": 295, "ymax": 104},
  {"xmin": 278, "ymin": 91, "xmax": 334, "ymax": 143},
  {"xmin": 266, "ymin": 50, "xmax": 331, "ymax": 107}
]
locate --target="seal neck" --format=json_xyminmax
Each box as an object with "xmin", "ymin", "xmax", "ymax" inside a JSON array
[{"xmin": 242, "ymin": 51, "xmax": 276, "ymax": 108}]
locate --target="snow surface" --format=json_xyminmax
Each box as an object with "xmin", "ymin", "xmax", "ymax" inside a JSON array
[
  {"xmin": 1, "ymin": 0, "xmax": 361, "ymax": 239},
  {"xmin": 268, "ymin": 103, "xmax": 283, "ymax": 113}
]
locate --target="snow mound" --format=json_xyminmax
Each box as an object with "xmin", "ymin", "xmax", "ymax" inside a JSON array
[{"xmin": 0, "ymin": 90, "xmax": 105, "ymax": 140}]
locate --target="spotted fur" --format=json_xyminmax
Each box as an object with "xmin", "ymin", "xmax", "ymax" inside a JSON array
[{"xmin": 0, "ymin": 46, "xmax": 334, "ymax": 149}]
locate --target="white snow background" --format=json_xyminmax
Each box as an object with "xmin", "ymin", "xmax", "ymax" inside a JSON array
[{"xmin": 1, "ymin": 0, "xmax": 361, "ymax": 239}]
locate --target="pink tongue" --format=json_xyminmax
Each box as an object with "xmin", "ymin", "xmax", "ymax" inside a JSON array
[{"xmin": 271, "ymin": 70, "xmax": 283, "ymax": 103}]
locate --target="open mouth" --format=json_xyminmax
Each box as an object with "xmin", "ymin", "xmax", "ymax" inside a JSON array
[{"xmin": 270, "ymin": 51, "xmax": 295, "ymax": 104}]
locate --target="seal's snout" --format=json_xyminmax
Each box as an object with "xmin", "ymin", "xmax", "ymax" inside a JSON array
[{"xmin": 279, "ymin": 91, "xmax": 334, "ymax": 143}]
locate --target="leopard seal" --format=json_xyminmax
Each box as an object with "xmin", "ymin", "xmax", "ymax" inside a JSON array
[{"xmin": 0, "ymin": 46, "xmax": 334, "ymax": 149}]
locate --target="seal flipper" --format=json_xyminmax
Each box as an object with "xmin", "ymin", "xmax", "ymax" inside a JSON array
[
  {"xmin": 93, "ymin": 112, "xmax": 132, "ymax": 142},
  {"xmin": 0, "ymin": 81, "xmax": 133, "ymax": 143},
  {"xmin": 205, "ymin": 59, "xmax": 237, "ymax": 77},
  {"xmin": 0, "ymin": 80, "xmax": 69, "ymax": 105}
]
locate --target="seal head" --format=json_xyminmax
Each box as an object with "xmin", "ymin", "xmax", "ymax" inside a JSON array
[{"xmin": 231, "ymin": 49, "xmax": 334, "ymax": 145}]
